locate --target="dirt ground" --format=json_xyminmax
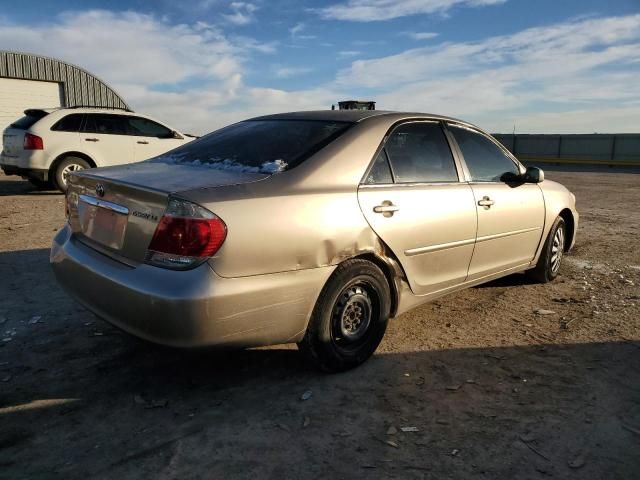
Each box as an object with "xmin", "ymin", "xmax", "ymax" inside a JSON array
[{"xmin": 0, "ymin": 169, "xmax": 639, "ymax": 479}]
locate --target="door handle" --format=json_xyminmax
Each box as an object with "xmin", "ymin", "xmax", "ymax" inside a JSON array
[
  {"xmin": 137, "ymin": 140, "xmax": 149, "ymax": 145},
  {"xmin": 477, "ymin": 196, "xmax": 494, "ymax": 209},
  {"xmin": 373, "ymin": 201, "xmax": 399, "ymax": 217},
  {"xmin": 84, "ymin": 138, "xmax": 99, "ymax": 142}
]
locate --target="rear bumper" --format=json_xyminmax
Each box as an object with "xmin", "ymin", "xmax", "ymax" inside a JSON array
[
  {"xmin": 1, "ymin": 151, "xmax": 50, "ymax": 180},
  {"xmin": 1, "ymin": 150, "xmax": 50, "ymax": 170},
  {"xmin": 1, "ymin": 164, "xmax": 48, "ymax": 180},
  {"xmin": 50, "ymin": 225, "xmax": 333, "ymax": 348}
]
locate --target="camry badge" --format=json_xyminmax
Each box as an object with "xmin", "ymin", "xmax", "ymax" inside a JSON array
[{"xmin": 95, "ymin": 183, "xmax": 105, "ymax": 197}]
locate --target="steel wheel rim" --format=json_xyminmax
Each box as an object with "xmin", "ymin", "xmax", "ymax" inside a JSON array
[
  {"xmin": 61, "ymin": 163, "xmax": 85, "ymax": 185},
  {"xmin": 550, "ymin": 226, "xmax": 565, "ymax": 273},
  {"xmin": 331, "ymin": 281, "xmax": 376, "ymax": 349}
]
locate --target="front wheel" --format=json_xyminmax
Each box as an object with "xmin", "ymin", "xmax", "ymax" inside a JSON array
[
  {"xmin": 527, "ymin": 216, "xmax": 566, "ymax": 283},
  {"xmin": 298, "ymin": 259, "xmax": 391, "ymax": 372},
  {"xmin": 53, "ymin": 156, "xmax": 90, "ymax": 193}
]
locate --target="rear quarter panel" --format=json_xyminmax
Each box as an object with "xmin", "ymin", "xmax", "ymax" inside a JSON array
[
  {"xmin": 180, "ymin": 119, "xmax": 394, "ymax": 278},
  {"xmin": 188, "ymin": 181, "xmax": 382, "ymax": 278},
  {"xmin": 31, "ymin": 113, "xmax": 83, "ymax": 169}
]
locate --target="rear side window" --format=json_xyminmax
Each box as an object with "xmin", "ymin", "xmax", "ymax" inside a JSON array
[
  {"xmin": 155, "ymin": 120, "xmax": 352, "ymax": 172},
  {"xmin": 82, "ymin": 114, "xmax": 129, "ymax": 135},
  {"xmin": 127, "ymin": 117, "xmax": 172, "ymax": 138},
  {"xmin": 51, "ymin": 114, "xmax": 84, "ymax": 132},
  {"xmin": 365, "ymin": 150, "xmax": 393, "ymax": 184},
  {"xmin": 448, "ymin": 125, "xmax": 519, "ymax": 182},
  {"xmin": 384, "ymin": 122, "xmax": 458, "ymax": 183},
  {"xmin": 10, "ymin": 111, "xmax": 48, "ymax": 130}
]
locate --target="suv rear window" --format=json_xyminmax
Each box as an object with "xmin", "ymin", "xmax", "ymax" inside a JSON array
[
  {"xmin": 10, "ymin": 110, "xmax": 49, "ymax": 130},
  {"xmin": 51, "ymin": 114, "xmax": 84, "ymax": 132},
  {"xmin": 155, "ymin": 120, "xmax": 352, "ymax": 173}
]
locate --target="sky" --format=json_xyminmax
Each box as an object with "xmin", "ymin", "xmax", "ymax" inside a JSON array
[{"xmin": 1, "ymin": 0, "xmax": 639, "ymax": 134}]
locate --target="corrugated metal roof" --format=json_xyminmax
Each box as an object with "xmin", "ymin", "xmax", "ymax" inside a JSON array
[{"xmin": 0, "ymin": 51, "xmax": 130, "ymax": 110}]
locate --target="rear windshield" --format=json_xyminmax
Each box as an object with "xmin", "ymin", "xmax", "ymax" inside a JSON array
[
  {"xmin": 153, "ymin": 120, "xmax": 352, "ymax": 173},
  {"xmin": 10, "ymin": 111, "xmax": 49, "ymax": 130}
]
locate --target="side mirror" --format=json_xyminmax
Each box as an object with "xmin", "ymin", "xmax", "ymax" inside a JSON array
[{"xmin": 524, "ymin": 166, "xmax": 544, "ymax": 183}]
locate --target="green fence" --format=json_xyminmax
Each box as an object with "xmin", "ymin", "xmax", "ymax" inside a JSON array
[{"xmin": 493, "ymin": 134, "xmax": 640, "ymax": 167}]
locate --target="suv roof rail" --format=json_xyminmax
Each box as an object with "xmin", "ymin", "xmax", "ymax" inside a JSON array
[{"xmin": 64, "ymin": 105, "xmax": 135, "ymax": 112}]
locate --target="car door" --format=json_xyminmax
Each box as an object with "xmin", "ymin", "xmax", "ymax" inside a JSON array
[
  {"xmin": 126, "ymin": 116, "xmax": 185, "ymax": 161},
  {"xmin": 447, "ymin": 123, "xmax": 545, "ymax": 279},
  {"xmin": 81, "ymin": 114, "xmax": 135, "ymax": 166},
  {"xmin": 358, "ymin": 121, "xmax": 477, "ymax": 296}
]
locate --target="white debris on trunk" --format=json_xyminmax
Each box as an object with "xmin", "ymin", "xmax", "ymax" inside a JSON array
[{"xmin": 154, "ymin": 156, "xmax": 287, "ymax": 174}]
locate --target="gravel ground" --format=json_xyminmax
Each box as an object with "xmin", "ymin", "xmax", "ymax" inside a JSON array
[{"xmin": 0, "ymin": 169, "xmax": 639, "ymax": 479}]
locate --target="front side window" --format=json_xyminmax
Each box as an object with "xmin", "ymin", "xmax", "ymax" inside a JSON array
[
  {"xmin": 127, "ymin": 117, "xmax": 172, "ymax": 138},
  {"xmin": 384, "ymin": 122, "xmax": 458, "ymax": 183},
  {"xmin": 448, "ymin": 125, "xmax": 519, "ymax": 182},
  {"xmin": 153, "ymin": 120, "xmax": 352, "ymax": 173},
  {"xmin": 82, "ymin": 114, "xmax": 129, "ymax": 135},
  {"xmin": 51, "ymin": 114, "xmax": 84, "ymax": 132}
]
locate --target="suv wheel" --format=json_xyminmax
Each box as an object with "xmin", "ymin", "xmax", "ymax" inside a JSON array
[
  {"xmin": 298, "ymin": 259, "xmax": 391, "ymax": 372},
  {"xmin": 53, "ymin": 156, "xmax": 90, "ymax": 193}
]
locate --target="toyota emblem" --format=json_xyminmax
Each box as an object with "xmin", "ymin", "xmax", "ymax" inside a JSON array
[{"xmin": 95, "ymin": 183, "xmax": 105, "ymax": 197}]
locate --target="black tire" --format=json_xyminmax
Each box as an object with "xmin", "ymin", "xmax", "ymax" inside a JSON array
[
  {"xmin": 298, "ymin": 259, "xmax": 391, "ymax": 372},
  {"xmin": 527, "ymin": 216, "xmax": 566, "ymax": 283},
  {"xmin": 27, "ymin": 178, "xmax": 54, "ymax": 190},
  {"xmin": 53, "ymin": 156, "xmax": 91, "ymax": 193}
]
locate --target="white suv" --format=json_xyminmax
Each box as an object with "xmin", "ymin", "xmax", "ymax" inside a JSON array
[{"xmin": 1, "ymin": 107, "xmax": 194, "ymax": 192}]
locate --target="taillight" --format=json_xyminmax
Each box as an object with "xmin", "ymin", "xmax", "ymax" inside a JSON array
[
  {"xmin": 146, "ymin": 198, "xmax": 226, "ymax": 269},
  {"xmin": 24, "ymin": 133, "xmax": 43, "ymax": 150}
]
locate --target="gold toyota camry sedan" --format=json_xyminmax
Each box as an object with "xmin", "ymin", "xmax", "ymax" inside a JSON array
[{"xmin": 51, "ymin": 110, "xmax": 578, "ymax": 372}]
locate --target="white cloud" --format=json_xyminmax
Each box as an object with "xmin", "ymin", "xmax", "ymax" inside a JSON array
[
  {"xmin": 198, "ymin": 0, "xmax": 220, "ymax": 9},
  {"xmin": 288, "ymin": 22, "xmax": 317, "ymax": 40},
  {"xmin": 232, "ymin": 35, "xmax": 278, "ymax": 54},
  {"xmin": 337, "ymin": 50, "xmax": 362, "ymax": 57},
  {"xmin": 289, "ymin": 22, "xmax": 305, "ymax": 37},
  {"xmin": 0, "ymin": 10, "xmax": 296, "ymax": 134},
  {"xmin": 504, "ymin": 105, "xmax": 640, "ymax": 134},
  {"xmin": 0, "ymin": 11, "xmax": 241, "ymax": 86},
  {"xmin": 402, "ymin": 31, "xmax": 439, "ymax": 40},
  {"xmin": 222, "ymin": 2, "xmax": 258, "ymax": 25},
  {"xmin": 274, "ymin": 66, "xmax": 314, "ymax": 78},
  {"xmin": 1, "ymin": 9, "xmax": 638, "ymax": 135},
  {"xmin": 318, "ymin": 0, "xmax": 507, "ymax": 22},
  {"xmin": 336, "ymin": 15, "xmax": 640, "ymax": 132},
  {"xmin": 126, "ymin": 85, "xmax": 340, "ymax": 135},
  {"xmin": 353, "ymin": 39, "xmax": 387, "ymax": 46}
]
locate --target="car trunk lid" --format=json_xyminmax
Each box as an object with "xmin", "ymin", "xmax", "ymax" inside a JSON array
[{"xmin": 66, "ymin": 161, "xmax": 269, "ymax": 264}]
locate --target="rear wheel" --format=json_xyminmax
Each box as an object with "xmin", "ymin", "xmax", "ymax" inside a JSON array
[
  {"xmin": 298, "ymin": 259, "xmax": 391, "ymax": 372},
  {"xmin": 527, "ymin": 216, "xmax": 566, "ymax": 283},
  {"xmin": 53, "ymin": 156, "xmax": 90, "ymax": 193}
]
